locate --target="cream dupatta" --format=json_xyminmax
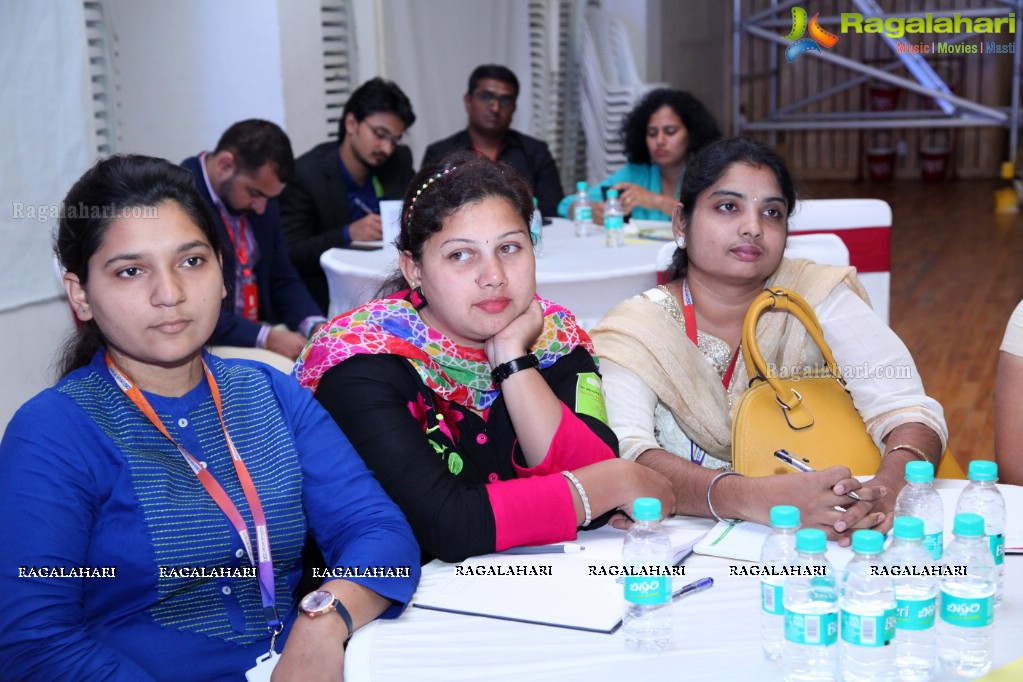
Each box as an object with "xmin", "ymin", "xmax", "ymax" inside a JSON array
[{"xmin": 590, "ymin": 259, "xmax": 869, "ymax": 463}]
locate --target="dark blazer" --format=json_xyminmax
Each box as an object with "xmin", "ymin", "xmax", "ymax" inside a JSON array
[
  {"xmin": 422, "ymin": 129, "xmax": 564, "ymax": 216},
  {"xmin": 182, "ymin": 156, "xmax": 323, "ymax": 347},
  {"xmin": 279, "ymin": 141, "xmax": 415, "ymax": 311}
]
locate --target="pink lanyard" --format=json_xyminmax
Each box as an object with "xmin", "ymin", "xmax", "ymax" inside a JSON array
[{"xmin": 106, "ymin": 354, "xmax": 281, "ymax": 634}]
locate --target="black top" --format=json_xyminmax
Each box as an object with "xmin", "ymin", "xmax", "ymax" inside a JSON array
[
  {"xmin": 278, "ymin": 141, "xmax": 415, "ymax": 312},
  {"xmin": 314, "ymin": 346, "xmax": 616, "ymax": 564},
  {"xmin": 422, "ymin": 129, "xmax": 564, "ymax": 217}
]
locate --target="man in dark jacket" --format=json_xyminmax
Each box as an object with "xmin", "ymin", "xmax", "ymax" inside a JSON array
[
  {"xmin": 279, "ymin": 78, "xmax": 416, "ymax": 311},
  {"xmin": 422, "ymin": 64, "xmax": 563, "ymax": 216},
  {"xmin": 182, "ymin": 119, "xmax": 325, "ymax": 364}
]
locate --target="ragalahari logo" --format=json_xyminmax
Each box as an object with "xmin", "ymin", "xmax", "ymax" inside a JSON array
[{"xmin": 785, "ymin": 7, "xmax": 840, "ymax": 62}]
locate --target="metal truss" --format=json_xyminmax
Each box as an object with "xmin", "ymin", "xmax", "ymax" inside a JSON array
[{"xmin": 732, "ymin": 0, "xmax": 1022, "ymax": 161}]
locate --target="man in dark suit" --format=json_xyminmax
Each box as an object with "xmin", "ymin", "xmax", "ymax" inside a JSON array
[
  {"xmin": 182, "ymin": 120, "xmax": 325, "ymax": 365},
  {"xmin": 422, "ymin": 64, "xmax": 563, "ymax": 216},
  {"xmin": 279, "ymin": 78, "xmax": 416, "ymax": 311}
]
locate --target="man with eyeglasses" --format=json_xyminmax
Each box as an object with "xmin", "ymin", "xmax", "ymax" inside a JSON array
[
  {"xmin": 280, "ymin": 78, "xmax": 416, "ymax": 312},
  {"xmin": 422, "ymin": 64, "xmax": 564, "ymax": 216}
]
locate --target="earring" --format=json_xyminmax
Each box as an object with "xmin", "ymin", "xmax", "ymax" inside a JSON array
[
  {"xmin": 675, "ymin": 235, "xmax": 686, "ymax": 249},
  {"xmin": 409, "ymin": 285, "xmax": 427, "ymax": 311}
]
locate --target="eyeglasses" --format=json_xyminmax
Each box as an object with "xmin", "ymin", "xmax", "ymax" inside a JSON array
[
  {"xmin": 361, "ymin": 122, "xmax": 402, "ymax": 147},
  {"xmin": 473, "ymin": 90, "xmax": 516, "ymax": 109}
]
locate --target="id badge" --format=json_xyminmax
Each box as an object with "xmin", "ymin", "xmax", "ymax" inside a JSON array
[
  {"xmin": 244, "ymin": 650, "xmax": 280, "ymax": 682},
  {"xmin": 241, "ymin": 280, "xmax": 259, "ymax": 322}
]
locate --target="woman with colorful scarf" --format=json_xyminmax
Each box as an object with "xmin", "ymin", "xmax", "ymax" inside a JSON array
[{"xmin": 295, "ymin": 149, "xmax": 674, "ymax": 563}]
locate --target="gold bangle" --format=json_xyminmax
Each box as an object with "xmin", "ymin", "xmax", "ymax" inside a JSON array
[{"xmin": 885, "ymin": 444, "xmax": 929, "ymax": 461}]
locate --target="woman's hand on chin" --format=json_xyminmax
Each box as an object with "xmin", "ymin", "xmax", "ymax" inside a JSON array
[{"xmin": 484, "ymin": 299, "xmax": 544, "ymax": 368}]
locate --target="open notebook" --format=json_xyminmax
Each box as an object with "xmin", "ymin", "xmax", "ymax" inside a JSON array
[{"xmin": 413, "ymin": 527, "xmax": 707, "ymax": 634}]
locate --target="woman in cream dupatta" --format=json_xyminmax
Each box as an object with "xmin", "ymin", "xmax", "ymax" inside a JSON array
[{"xmin": 591, "ymin": 138, "xmax": 946, "ymax": 544}]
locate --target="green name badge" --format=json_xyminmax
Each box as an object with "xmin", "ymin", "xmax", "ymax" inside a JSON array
[{"xmin": 575, "ymin": 372, "xmax": 608, "ymax": 425}]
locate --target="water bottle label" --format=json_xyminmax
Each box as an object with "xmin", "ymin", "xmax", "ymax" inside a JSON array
[
  {"xmin": 896, "ymin": 596, "xmax": 936, "ymax": 630},
  {"xmin": 576, "ymin": 207, "xmax": 592, "ymax": 222},
  {"xmin": 841, "ymin": 608, "xmax": 896, "ymax": 646},
  {"xmin": 939, "ymin": 591, "xmax": 994, "ymax": 628},
  {"xmin": 761, "ymin": 581, "xmax": 783, "ymax": 615},
  {"xmin": 922, "ymin": 531, "xmax": 943, "ymax": 561},
  {"xmin": 989, "ymin": 533, "xmax": 1005, "ymax": 566},
  {"xmin": 809, "ymin": 575, "xmax": 836, "ymax": 603},
  {"xmin": 784, "ymin": 609, "xmax": 838, "ymax": 646},
  {"xmin": 604, "ymin": 215, "xmax": 624, "ymax": 230},
  {"xmin": 624, "ymin": 574, "xmax": 670, "ymax": 605}
]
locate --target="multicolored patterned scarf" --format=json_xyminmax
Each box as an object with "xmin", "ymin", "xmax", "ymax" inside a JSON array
[{"xmin": 293, "ymin": 290, "xmax": 596, "ymax": 410}]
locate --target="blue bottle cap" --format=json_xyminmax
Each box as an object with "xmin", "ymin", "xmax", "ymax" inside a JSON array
[
  {"xmin": 852, "ymin": 529, "xmax": 885, "ymax": 554},
  {"xmin": 905, "ymin": 460, "xmax": 934, "ymax": 483},
  {"xmin": 606, "ymin": 189, "xmax": 619, "ymax": 199},
  {"xmin": 770, "ymin": 505, "xmax": 800, "ymax": 529},
  {"xmin": 632, "ymin": 497, "xmax": 661, "ymax": 521},
  {"xmin": 953, "ymin": 512, "xmax": 984, "ymax": 537},
  {"xmin": 893, "ymin": 516, "xmax": 924, "ymax": 540},
  {"xmin": 576, "ymin": 181, "xmax": 588, "ymax": 191},
  {"xmin": 967, "ymin": 460, "xmax": 998, "ymax": 482},
  {"xmin": 795, "ymin": 528, "xmax": 826, "ymax": 553}
]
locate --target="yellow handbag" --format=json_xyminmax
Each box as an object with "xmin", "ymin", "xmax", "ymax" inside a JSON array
[{"xmin": 731, "ymin": 288, "xmax": 882, "ymax": 477}]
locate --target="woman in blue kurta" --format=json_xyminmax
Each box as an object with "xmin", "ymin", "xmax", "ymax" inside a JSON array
[
  {"xmin": 0, "ymin": 155, "xmax": 419, "ymax": 681},
  {"xmin": 558, "ymin": 89, "xmax": 721, "ymax": 222}
]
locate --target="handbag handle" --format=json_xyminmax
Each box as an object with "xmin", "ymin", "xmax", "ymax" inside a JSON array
[{"xmin": 741, "ymin": 287, "xmax": 844, "ymax": 426}]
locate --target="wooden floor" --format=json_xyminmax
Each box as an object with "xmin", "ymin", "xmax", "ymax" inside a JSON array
[{"xmin": 803, "ymin": 178, "xmax": 1023, "ymax": 465}]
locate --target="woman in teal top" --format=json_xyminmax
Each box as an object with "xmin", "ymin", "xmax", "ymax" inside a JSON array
[{"xmin": 558, "ymin": 89, "xmax": 720, "ymax": 223}]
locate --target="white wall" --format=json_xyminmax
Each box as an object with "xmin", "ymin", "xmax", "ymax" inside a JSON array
[{"xmin": 105, "ymin": 0, "xmax": 288, "ymax": 161}]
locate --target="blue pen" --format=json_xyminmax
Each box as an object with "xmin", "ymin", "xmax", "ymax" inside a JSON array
[
  {"xmin": 353, "ymin": 197, "xmax": 378, "ymax": 215},
  {"xmin": 671, "ymin": 577, "xmax": 714, "ymax": 602}
]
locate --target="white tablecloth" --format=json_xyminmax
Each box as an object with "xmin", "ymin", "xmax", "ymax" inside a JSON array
[
  {"xmin": 346, "ymin": 480, "xmax": 1022, "ymax": 681},
  {"xmin": 321, "ymin": 219, "xmax": 666, "ymax": 328}
]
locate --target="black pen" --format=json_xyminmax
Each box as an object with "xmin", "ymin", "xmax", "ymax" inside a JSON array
[{"xmin": 671, "ymin": 577, "xmax": 714, "ymax": 602}]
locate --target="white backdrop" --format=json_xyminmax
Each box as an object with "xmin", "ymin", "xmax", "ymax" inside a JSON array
[
  {"xmin": 374, "ymin": 0, "xmax": 536, "ymax": 167},
  {"xmin": 0, "ymin": 0, "xmax": 94, "ymax": 312}
]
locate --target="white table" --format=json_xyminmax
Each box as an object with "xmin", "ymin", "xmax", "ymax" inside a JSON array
[
  {"xmin": 346, "ymin": 480, "xmax": 1022, "ymax": 681},
  {"xmin": 320, "ymin": 219, "xmax": 666, "ymax": 329}
]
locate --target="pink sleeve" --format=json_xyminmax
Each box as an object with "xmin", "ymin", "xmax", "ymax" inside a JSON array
[
  {"xmin": 486, "ymin": 474, "xmax": 578, "ymax": 551},
  {"xmin": 512, "ymin": 402, "xmax": 616, "ymax": 478}
]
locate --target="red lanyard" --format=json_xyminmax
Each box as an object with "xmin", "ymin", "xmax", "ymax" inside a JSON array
[
  {"xmin": 105, "ymin": 354, "xmax": 281, "ymax": 632},
  {"xmin": 219, "ymin": 209, "xmax": 251, "ymax": 271},
  {"xmin": 681, "ymin": 278, "xmax": 739, "ymax": 390}
]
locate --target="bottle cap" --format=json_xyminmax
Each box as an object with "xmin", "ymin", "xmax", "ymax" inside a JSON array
[
  {"xmin": 632, "ymin": 497, "xmax": 661, "ymax": 521},
  {"xmin": 893, "ymin": 515, "xmax": 924, "ymax": 540},
  {"xmin": 852, "ymin": 529, "xmax": 885, "ymax": 554},
  {"xmin": 576, "ymin": 181, "xmax": 588, "ymax": 191},
  {"xmin": 770, "ymin": 505, "xmax": 800, "ymax": 529},
  {"xmin": 904, "ymin": 460, "xmax": 934, "ymax": 483},
  {"xmin": 795, "ymin": 528, "xmax": 826, "ymax": 553},
  {"xmin": 967, "ymin": 460, "xmax": 998, "ymax": 482},
  {"xmin": 953, "ymin": 512, "xmax": 984, "ymax": 538},
  {"xmin": 606, "ymin": 189, "xmax": 619, "ymax": 199},
  {"xmin": 532, "ymin": 197, "xmax": 539, "ymax": 208}
]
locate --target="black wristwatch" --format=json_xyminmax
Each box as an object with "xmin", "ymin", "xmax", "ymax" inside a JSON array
[{"xmin": 491, "ymin": 352, "xmax": 540, "ymax": 385}]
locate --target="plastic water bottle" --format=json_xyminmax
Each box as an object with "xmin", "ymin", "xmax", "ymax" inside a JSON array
[
  {"xmin": 893, "ymin": 461, "xmax": 944, "ymax": 561},
  {"xmin": 936, "ymin": 513, "xmax": 996, "ymax": 676},
  {"xmin": 887, "ymin": 516, "xmax": 937, "ymax": 681},
  {"xmin": 530, "ymin": 197, "xmax": 543, "ymax": 257},
  {"xmin": 622, "ymin": 497, "xmax": 672, "ymax": 651},
  {"xmin": 571, "ymin": 181, "xmax": 593, "ymax": 237},
  {"xmin": 955, "ymin": 460, "xmax": 1005, "ymax": 604},
  {"xmin": 783, "ymin": 528, "xmax": 839, "ymax": 681},
  {"xmin": 604, "ymin": 189, "xmax": 625, "ymax": 247},
  {"xmin": 761, "ymin": 505, "xmax": 801, "ymax": 662},
  {"xmin": 840, "ymin": 530, "xmax": 896, "ymax": 681}
]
